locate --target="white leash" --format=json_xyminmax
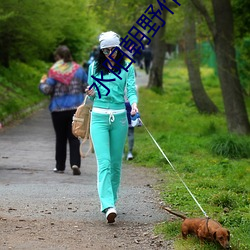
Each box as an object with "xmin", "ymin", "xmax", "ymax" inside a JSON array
[{"xmin": 139, "ymin": 118, "xmax": 209, "ymax": 218}]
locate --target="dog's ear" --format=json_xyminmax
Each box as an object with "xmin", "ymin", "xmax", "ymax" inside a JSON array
[
  {"xmin": 213, "ymin": 231, "xmax": 217, "ymax": 240},
  {"xmin": 227, "ymin": 230, "xmax": 230, "ymax": 240}
]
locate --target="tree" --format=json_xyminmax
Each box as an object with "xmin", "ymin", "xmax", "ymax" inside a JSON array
[
  {"xmin": 148, "ymin": 1, "xmax": 181, "ymax": 90},
  {"xmin": 191, "ymin": 0, "xmax": 250, "ymax": 134},
  {"xmin": 233, "ymin": 0, "xmax": 250, "ymax": 96},
  {"xmin": 91, "ymin": 0, "xmax": 152, "ymax": 39},
  {"xmin": 232, "ymin": 0, "xmax": 250, "ymax": 39},
  {"xmin": 0, "ymin": 0, "xmax": 98, "ymax": 66},
  {"xmin": 184, "ymin": 2, "xmax": 218, "ymax": 114},
  {"xmin": 0, "ymin": 0, "xmax": 59, "ymax": 66},
  {"xmin": 93, "ymin": 0, "xmax": 181, "ymax": 91},
  {"xmin": 147, "ymin": 5, "xmax": 168, "ymax": 90}
]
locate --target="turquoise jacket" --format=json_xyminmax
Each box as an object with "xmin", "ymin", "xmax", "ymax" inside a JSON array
[{"xmin": 87, "ymin": 62, "xmax": 138, "ymax": 110}]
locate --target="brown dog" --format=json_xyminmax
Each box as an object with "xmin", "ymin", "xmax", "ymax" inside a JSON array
[{"xmin": 162, "ymin": 207, "xmax": 231, "ymax": 249}]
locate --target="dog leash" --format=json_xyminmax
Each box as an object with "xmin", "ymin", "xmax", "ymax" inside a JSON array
[{"xmin": 139, "ymin": 118, "xmax": 209, "ymax": 218}]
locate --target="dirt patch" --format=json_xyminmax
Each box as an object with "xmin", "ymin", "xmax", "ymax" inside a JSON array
[{"xmin": 0, "ymin": 216, "xmax": 174, "ymax": 250}]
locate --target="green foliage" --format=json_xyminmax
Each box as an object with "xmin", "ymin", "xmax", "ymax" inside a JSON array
[
  {"xmin": 236, "ymin": 37, "xmax": 250, "ymax": 95},
  {"xmin": 210, "ymin": 191, "xmax": 238, "ymax": 209},
  {"xmin": 0, "ymin": 60, "xmax": 49, "ymax": 122},
  {"xmin": 129, "ymin": 58, "xmax": 250, "ymax": 249},
  {"xmin": 233, "ymin": 0, "xmax": 250, "ymax": 97},
  {"xmin": 232, "ymin": 0, "xmax": 250, "ymax": 39},
  {"xmin": 164, "ymin": 1, "xmax": 185, "ymax": 44},
  {"xmin": 0, "ymin": 0, "xmax": 99, "ymax": 66},
  {"xmin": 91, "ymin": 0, "xmax": 152, "ymax": 40},
  {"xmin": 165, "ymin": 1, "xmax": 213, "ymax": 45},
  {"xmin": 210, "ymin": 135, "xmax": 250, "ymax": 159}
]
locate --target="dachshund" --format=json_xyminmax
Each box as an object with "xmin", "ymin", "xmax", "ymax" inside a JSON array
[{"xmin": 162, "ymin": 206, "xmax": 231, "ymax": 249}]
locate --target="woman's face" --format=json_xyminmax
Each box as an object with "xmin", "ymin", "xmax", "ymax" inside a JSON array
[{"xmin": 102, "ymin": 47, "xmax": 118, "ymax": 62}]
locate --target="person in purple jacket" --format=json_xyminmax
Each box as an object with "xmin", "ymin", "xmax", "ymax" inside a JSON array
[{"xmin": 39, "ymin": 45, "xmax": 87, "ymax": 175}]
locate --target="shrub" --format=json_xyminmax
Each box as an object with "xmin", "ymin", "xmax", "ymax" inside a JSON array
[
  {"xmin": 210, "ymin": 135, "xmax": 250, "ymax": 159},
  {"xmin": 210, "ymin": 191, "xmax": 237, "ymax": 209}
]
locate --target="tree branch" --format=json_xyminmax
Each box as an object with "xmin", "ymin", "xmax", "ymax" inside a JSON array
[{"xmin": 190, "ymin": 0, "xmax": 216, "ymax": 37}]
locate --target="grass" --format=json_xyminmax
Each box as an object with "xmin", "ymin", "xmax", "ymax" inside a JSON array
[
  {"xmin": 129, "ymin": 58, "xmax": 250, "ymax": 250},
  {"xmin": 0, "ymin": 60, "xmax": 50, "ymax": 123}
]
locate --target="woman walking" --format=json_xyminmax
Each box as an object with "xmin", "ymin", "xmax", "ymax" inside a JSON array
[
  {"xmin": 39, "ymin": 45, "xmax": 87, "ymax": 175},
  {"xmin": 85, "ymin": 31, "xmax": 138, "ymax": 223}
]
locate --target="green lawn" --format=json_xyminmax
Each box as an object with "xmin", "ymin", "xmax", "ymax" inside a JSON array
[{"xmin": 129, "ymin": 58, "xmax": 250, "ymax": 250}]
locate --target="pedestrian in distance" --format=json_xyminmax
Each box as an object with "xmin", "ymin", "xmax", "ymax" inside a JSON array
[
  {"xmin": 124, "ymin": 83, "xmax": 139, "ymax": 161},
  {"xmin": 85, "ymin": 31, "xmax": 139, "ymax": 223},
  {"xmin": 123, "ymin": 52, "xmax": 138, "ymax": 161},
  {"xmin": 89, "ymin": 45, "xmax": 100, "ymax": 62},
  {"xmin": 133, "ymin": 47, "xmax": 144, "ymax": 69},
  {"xmin": 143, "ymin": 45, "xmax": 153, "ymax": 74},
  {"xmin": 125, "ymin": 101, "xmax": 135, "ymax": 160},
  {"xmin": 39, "ymin": 45, "xmax": 88, "ymax": 176},
  {"xmin": 86, "ymin": 45, "xmax": 100, "ymax": 71}
]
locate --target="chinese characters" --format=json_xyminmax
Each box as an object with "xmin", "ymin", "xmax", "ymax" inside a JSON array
[{"xmin": 89, "ymin": 0, "xmax": 181, "ymax": 98}]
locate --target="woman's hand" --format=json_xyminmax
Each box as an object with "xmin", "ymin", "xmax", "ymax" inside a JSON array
[
  {"xmin": 131, "ymin": 103, "xmax": 138, "ymax": 116},
  {"xmin": 40, "ymin": 74, "xmax": 47, "ymax": 84},
  {"xmin": 85, "ymin": 85, "xmax": 95, "ymax": 97}
]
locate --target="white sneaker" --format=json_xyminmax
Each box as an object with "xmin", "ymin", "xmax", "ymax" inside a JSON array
[
  {"xmin": 53, "ymin": 168, "xmax": 64, "ymax": 173},
  {"xmin": 105, "ymin": 207, "xmax": 117, "ymax": 223},
  {"xmin": 127, "ymin": 152, "xmax": 133, "ymax": 160}
]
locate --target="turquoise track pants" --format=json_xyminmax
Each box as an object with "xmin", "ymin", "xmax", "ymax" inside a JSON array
[{"xmin": 90, "ymin": 111, "xmax": 128, "ymax": 212}]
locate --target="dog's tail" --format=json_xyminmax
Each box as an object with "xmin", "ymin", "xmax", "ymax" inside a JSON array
[{"xmin": 162, "ymin": 206, "xmax": 187, "ymax": 220}]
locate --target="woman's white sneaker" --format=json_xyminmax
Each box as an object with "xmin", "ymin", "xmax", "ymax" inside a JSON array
[
  {"xmin": 127, "ymin": 152, "xmax": 133, "ymax": 160},
  {"xmin": 105, "ymin": 207, "xmax": 117, "ymax": 223}
]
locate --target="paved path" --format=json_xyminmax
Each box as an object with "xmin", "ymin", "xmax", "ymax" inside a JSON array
[
  {"xmin": 135, "ymin": 68, "xmax": 149, "ymax": 88},
  {"xmin": 0, "ymin": 71, "xmax": 174, "ymax": 249},
  {"xmin": 0, "ymin": 68, "xmax": 153, "ymax": 224},
  {"xmin": 0, "ymin": 106, "xmax": 164, "ymax": 224}
]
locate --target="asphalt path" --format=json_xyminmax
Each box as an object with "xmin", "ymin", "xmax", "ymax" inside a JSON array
[
  {"xmin": 0, "ymin": 106, "xmax": 165, "ymax": 222},
  {"xmin": 0, "ymin": 69, "xmax": 172, "ymax": 249}
]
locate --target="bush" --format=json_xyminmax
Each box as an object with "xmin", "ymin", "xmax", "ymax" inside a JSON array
[
  {"xmin": 0, "ymin": 60, "xmax": 49, "ymax": 122},
  {"xmin": 210, "ymin": 135, "xmax": 250, "ymax": 159},
  {"xmin": 210, "ymin": 191, "xmax": 237, "ymax": 209}
]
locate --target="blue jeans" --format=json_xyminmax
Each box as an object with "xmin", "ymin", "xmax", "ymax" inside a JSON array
[{"xmin": 90, "ymin": 111, "xmax": 128, "ymax": 212}]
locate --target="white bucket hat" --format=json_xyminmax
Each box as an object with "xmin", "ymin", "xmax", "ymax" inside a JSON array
[{"xmin": 99, "ymin": 31, "xmax": 121, "ymax": 49}]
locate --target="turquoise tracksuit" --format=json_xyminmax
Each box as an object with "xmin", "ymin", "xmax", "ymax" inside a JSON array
[{"xmin": 87, "ymin": 62, "xmax": 138, "ymax": 212}]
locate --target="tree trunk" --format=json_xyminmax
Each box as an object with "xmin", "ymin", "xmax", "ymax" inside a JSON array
[
  {"xmin": 212, "ymin": 0, "xmax": 250, "ymax": 134},
  {"xmin": 184, "ymin": 3, "xmax": 218, "ymax": 114},
  {"xmin": 147, "ymin": 7, "xmax": 167, "ymax": 90},
  {"xmin": 191, "ymin": 0, "xmax": 250, "ymax": 134}
]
